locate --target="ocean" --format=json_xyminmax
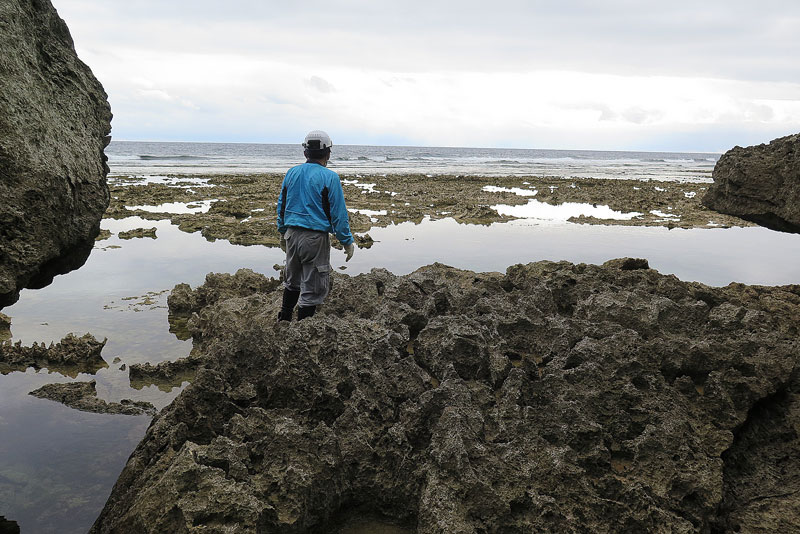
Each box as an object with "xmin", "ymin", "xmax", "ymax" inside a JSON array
[{"xmin": 106, "ymin": 141, "xmax": 719, "ymax": 182}]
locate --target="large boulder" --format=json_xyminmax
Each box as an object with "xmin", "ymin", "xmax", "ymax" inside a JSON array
[
  {"xmin": 702, "ymin": 133, "xmax": 800, "ymax": 233},
  {"xmin": 0, "ymin": 0, "xmax": 112, "ymax": 308},
  {"xmin": 91, "ymin": 261, "xmax": 800, "ymax": 533}
]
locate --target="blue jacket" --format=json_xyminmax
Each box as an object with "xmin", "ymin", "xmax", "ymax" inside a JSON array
[{"xmin": 277, "ymin": 162, "xmax": 354, "ymax": 246}]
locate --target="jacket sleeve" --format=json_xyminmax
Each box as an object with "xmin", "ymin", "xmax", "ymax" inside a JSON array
[
  {"xmin": 276, "ymin": 176, "xmax": 288, "ymax": 234},
  {"xmin": 327, "ymin": 175, "xmax": 354, "ymax": 246}
]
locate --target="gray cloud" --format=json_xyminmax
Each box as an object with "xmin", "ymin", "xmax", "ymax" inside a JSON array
[
  {"xmin": 55, "ymin": 0, "xmax": 800, "ymax": 83},
  {"xmin": 306, "ymin": 76, "xmax": 335, "ymax": 93}
]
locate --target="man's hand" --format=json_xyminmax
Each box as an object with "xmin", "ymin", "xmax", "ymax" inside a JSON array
[
  {"xmin": 344, "ymin": 243, "xmax": 355, "ymax": 262},
  {"xmin": 280, "ymin": 236, "xmax": 287, "ymax": 252}
]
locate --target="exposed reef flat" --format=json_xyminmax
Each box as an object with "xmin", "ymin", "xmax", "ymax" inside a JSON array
[
  {"xmin": 29, "ymin": 380, "xmax": 156, "ymax": 416},
  {"xmin": 91, "ymin": 262, "xmax": 800, "ymax": 533},
  {"xmin": 104, "ymin": 174, "xmax": 752, "ymax": 249},
  {"xmin": 0, "ymin": 333, "xmax": 108, "ymax": 377}
]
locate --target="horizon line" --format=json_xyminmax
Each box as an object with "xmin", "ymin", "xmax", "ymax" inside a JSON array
[{"xmin": 107, "ymin": 139, "xmax": 725, "ymax": 155}]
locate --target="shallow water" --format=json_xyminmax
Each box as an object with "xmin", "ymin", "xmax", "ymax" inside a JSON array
[{"xmin": 2, "ymin": 213, "xmax": 799, "ymax": 533}]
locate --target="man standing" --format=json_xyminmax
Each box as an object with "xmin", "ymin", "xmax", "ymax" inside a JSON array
[{"xmin": 276, "ymin": 130, "xmax": 355, "ymax": 321}]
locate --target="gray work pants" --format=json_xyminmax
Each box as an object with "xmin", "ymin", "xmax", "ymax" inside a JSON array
[{"xmin": 283, "ymin": 227, "xmax": 331, "ymax": 307}]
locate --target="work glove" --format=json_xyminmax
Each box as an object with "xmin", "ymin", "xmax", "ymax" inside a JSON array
[
  {"xmin": 280, "ymin": 236, "xmax": 286, "ymax": 252},
  {"xmin": 344, "ymin": 243, "xmax": 355, "ymax": 262}
]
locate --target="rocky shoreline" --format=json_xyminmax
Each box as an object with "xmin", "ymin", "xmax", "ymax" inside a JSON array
[
  {"xmin": 104, "ymin": 173, "xmax": 752, "ymax": 249},
  {"xmin": 90, "ymin": 262, "xmax": 800, "ymax": 533}
]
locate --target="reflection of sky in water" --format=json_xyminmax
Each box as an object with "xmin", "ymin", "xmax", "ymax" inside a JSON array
[
  {"xmin": 2, "ymin": 215, "xmax": 800, "ymax": 533},
  {"xmin": 482, "ymin": 185, "xmax": 539, "ymax": 196},
  {"xmin": 491, "ymin": 200, "xmax": 642, "ymax": 221},
  {"xmin": 125, "ymin": 200, "xmax": 216, "ymax": 214},
  {"xmin": 344, "ymin": 218, "xmax": 800, "ymax": 287},
  {"xmin": 110, "ymin": 174, "xmax": 213, "ymax": 187},
  {"xmin": 350, "ymin": 208, "xmax": 388, "ymax": 217}
]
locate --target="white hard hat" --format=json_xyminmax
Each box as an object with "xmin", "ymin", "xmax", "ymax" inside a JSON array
[{"xmin": 302, "ymin": 130, "xmax": 333, "ymax": 150}]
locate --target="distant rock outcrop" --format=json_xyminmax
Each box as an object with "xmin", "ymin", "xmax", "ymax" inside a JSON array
[
  {"xmin": 0, "ymin": 0, "xmax": 112, "ymax": 308},
  {"xmin": 702, "ymin": 133, "xmax": 800, "ymax": 233},
  {"xmin": 91, "ymin": 262, "xmax": 800, "ymax": 533}
]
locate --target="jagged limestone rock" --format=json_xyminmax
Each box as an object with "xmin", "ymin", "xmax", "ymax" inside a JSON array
[
  {"xmin": 702, "ymin": 133, "xmax": 800, "ymax": 233},
  {"xmin": 92, "ymin": 262, "xmax": 800, "ymax": 533},
  {"xmin": 0, "ymin": 0, "xmax": 112, "ymax": 307}
]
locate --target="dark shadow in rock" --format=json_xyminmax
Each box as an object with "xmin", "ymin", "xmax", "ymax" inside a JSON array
[
  {"xmin": 324, "ymin": 510, "xmax": 415, "ymax": 534},
  {"xmin": 0, "ymin": 517, "xmax": 20, "ymax": 534},
  {"xmin": 739, "ymin": 212, "xmax": 800, "ymax": 235},
  {"xmin": 713, "ymin": 376, "xmax": 800, "ymax": 532}
]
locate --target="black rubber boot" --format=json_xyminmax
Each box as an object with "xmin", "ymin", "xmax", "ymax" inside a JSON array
[
  {"xmin": 297, "ymin": 305, "xmax": 316, "ymax": 321},
  {"xmin": 278, "ymin": 288, "xmax": 300, "ymax": 321}
]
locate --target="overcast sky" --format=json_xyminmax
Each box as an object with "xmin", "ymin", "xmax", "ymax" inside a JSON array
[{"xmin": 52, "ymin": 0, "xmax": 800, "ymax": 152}]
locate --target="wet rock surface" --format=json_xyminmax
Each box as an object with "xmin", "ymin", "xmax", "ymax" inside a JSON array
[
  {"xmin": 0, "ymin": 333, "xmax": 108, "ymax": 377},
  {"xmin": 702, "ymin": 133, "xmax": 800, "ymax": 233},
  {"xmin": 0, "ymin": 0, "xmax": 112, "ymax": 308},
  {"xmin": 92, "ymin": 262, "xmax": 800, "ymax": 533},
  {"xmin": 29, "ymin": 380, "xmax": 156, "ymax": 416}
]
